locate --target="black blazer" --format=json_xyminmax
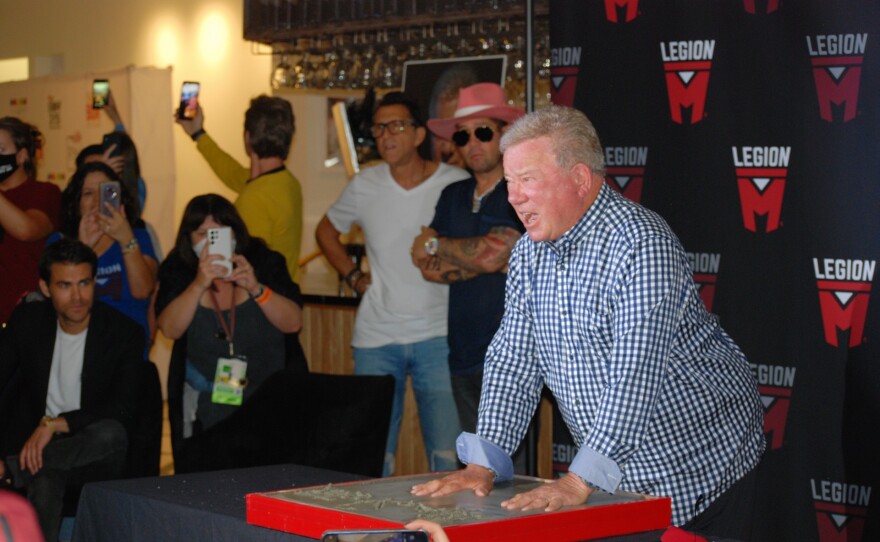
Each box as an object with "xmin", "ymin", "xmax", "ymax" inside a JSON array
[{"xmin": 0, "ymin": 300, "xmax": 143, "ymax": 457}]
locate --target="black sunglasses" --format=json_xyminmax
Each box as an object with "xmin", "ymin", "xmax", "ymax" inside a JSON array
[{"xmin": 452, "ymin": 126, "xmax": 495, "ymax": 147}]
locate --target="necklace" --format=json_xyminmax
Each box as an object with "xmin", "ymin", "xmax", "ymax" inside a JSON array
[{"xmin": 472, "ymin": 178, "xmax": 503, "ymax": 213}]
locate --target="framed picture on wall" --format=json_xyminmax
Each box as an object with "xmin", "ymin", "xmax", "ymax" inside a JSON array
[{"xmin": 402, "ymin": 55, "xmax": 507, "ymax": 161}]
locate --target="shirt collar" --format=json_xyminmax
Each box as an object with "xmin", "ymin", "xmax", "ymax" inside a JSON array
[{"xmin": 543, "ymin": 182, "xmax": 611, "ymax": 258}]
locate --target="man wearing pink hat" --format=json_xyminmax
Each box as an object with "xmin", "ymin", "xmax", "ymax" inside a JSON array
[{"xmin": 411, "ymin": 83, "xmax": 526, "ymax": 454}]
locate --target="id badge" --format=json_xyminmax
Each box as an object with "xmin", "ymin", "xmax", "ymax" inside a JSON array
[{"xmin": 211, "ymin": 356, "xmax": 248, "ymax": 406}]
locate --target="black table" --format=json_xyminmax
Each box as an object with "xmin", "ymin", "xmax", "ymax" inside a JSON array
[
  {"xmin": 72, "ymin": 464, "xmax": 364, "ymax": 542},
  {"xmin": 72, "ymin": 464, "xmax": 666, "ymax": 542}
]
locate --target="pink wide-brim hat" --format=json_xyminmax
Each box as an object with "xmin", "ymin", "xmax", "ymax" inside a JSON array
[{"xmin": 426, "ymin": 82, "xmax": 526, "ymax": 141}]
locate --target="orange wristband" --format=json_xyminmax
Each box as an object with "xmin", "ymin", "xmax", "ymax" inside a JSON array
[{"xmin": 255, "ymin": 286, "xmax": 273, "ymax": 305}]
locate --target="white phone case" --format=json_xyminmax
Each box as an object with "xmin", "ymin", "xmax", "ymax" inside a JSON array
[{"xmin": 207, "ymin": 226, "xmax": 233, "ymax": 277}]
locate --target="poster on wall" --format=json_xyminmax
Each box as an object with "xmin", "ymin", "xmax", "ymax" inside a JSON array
[
  {"xmin": 402, "ymin": 55, "xmax": 507, "ymax": 161},
  {"xmin": 548, "ymin": 1, "xmax": 880, "ymax": 541}
]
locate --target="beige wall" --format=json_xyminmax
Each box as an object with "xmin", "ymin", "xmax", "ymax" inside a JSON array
[
  {"xmin": 0, "ymin": 0, "xmax": 273, "ymax": 242},
  {"xmin": 0, "ymin": 0, "xmax": 356, "ymax": 392},
  {"xmin": 0, "ymin": 0, "xmax": 353, "ymax": 268}
]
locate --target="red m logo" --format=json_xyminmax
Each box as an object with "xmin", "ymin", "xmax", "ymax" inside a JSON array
[
  {"xmin": 743, "ymin": 0, "xmax": 780, "ymax": 14},
  {"xmin": 605, "ymin": 168, "xmax": 644, "ymax": 203},
  {"xmin": 605, "ymin": 0, "xmax": 639, "ymax": 22},
  {"xmin": 663, "ymin": 62, "xmax": 711, "ymax": 124},
  {"xmin": 550, "ymin": 66, "xmax": 579, "ymax": 108},
  {"xmin": 815, "ymin": 502, "xmax": 866, "ymax": 542},
  {"xmin": 811, "ymin": 58, "xmax": 862, "ymax": 122},
  {"xmin": 736, "ymin": 169, "xmax": 786, "ymax": 232},
  {"xmin": 816, "ymin": 282, "xmax": 871, "ymax": 347},
  {"xmin": 759, "ymin": 386, "xmax": 791, "ymax": 450},
  {"xmin": 693, "ymin": 273, "xmax": 716, "ymax": 312}
]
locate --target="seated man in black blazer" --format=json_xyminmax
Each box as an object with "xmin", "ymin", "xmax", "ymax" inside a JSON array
[{"xmin": 0, "ymin": 238, "xmax": 142, "ymax": 542}]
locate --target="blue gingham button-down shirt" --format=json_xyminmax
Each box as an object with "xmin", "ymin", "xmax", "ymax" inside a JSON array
[{"xmin": 459, "ymin": 183, "xmax": 765, "ymax": 525}]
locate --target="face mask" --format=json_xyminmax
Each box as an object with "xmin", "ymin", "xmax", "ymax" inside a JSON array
[
  {"xmin": 0, "ymin": 153, "xmax": 18, "ymax": 183},
  {"xmin": 192, "ymin": 236, "xmax": 237, "ymax": 257}
]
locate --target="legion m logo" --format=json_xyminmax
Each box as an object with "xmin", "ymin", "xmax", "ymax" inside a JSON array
[
  {"xmin": 812, "ymin": 479, "xmax": 870, "ymax": 542},
  {"xmin": 604, "ymin": 146, "xmax": 647, "ymax": 203},
  {"xmin": 732, "ymin": 146, "xmax": 790, "ymax": 233},
  {"xmin": 743, "ymin": 0, "xmax": 780, "ymax": 14},
  {"xmin": 661, "ymin": 40, "xmax": 715, "ymax": 124},
  {"xmin": 687, "ymin": 252, "xmax": 720, "ymax": 312},
  {"xmin": 807, "ymin": 33, "xmax": 868, "ymax": 122},
  {"xmin": 550, "ymin": 47, "xmax": 582, "ymax": 107},
  {"xmin": 605, "ymin": 0, "xmax": 639, "ymax": 23},
  {"xmin": 813, "ymin": 258, "xmax": 874, "ymax": 348},
  {"xmin": 751, "ymin": 364, "xmax": 795, "ymax": 451}
]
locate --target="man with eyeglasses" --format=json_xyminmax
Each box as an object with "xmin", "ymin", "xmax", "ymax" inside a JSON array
[
  {"xmin": 316, "ymin": 92, "xmax": 468, "ymax": 476},
  {"xmin": 411, "ymin": 83, "xmax": 526, "ymax": 453}
]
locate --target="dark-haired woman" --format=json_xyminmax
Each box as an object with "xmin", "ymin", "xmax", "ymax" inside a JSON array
[
  {"xmin": 0, "ymin": 117, "xmax": 61, "ymax": 324},
  {"xmin": 155, "ymin": 194, "xmax": 304, "ymax": 471},
  {"xmin": 52, "ymin": 161, "xmax": 158, "ymax": 352}
]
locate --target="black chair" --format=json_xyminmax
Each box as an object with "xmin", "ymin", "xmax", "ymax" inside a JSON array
[
  {"xmin": 61, "ymin": 360, "xmax": 163, "ymax": 518},
  {"xmin": 174, "ymin": 371, "xmax": 395, "ymax": 477},
  {"xmin": 125, "ymin": 361, "xmax": 163, "ymax": 478}
]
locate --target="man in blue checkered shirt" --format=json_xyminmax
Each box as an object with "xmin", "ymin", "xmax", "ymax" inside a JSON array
[{"xmin": 413, "ymin": 106, "xmax": 765, "ymax": 539}]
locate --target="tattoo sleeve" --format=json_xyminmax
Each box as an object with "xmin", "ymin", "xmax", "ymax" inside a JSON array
[{"xmin": 437, "ymin": 226, "xmax": 521, "ymax": 274}]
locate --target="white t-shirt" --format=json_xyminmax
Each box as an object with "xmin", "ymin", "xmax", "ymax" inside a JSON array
[
  {"xmin": 327, "ymin": 161, "xmax": 468, "ymax": 348},
  {"xmin": 45, "ymin": 323, "xmax": 87, "ymax": 417}
]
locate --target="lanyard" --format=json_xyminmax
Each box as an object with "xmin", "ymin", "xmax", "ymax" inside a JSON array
[{"xmin": 208, "ymin": 286, "xmax": 236, "ymax": 357}]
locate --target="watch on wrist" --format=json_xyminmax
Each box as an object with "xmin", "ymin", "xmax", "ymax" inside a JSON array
[
  {"xmin": 424, "ymin": 236, "xmax": 439, "ymax": 256},
  {"xmin": 41, "ymin": 416, "xmax": 54, "ymax": 429},
  {"xmin": 344, "ymin": 268, "xmax": 363, "ymax": 289},
  {"xmin": 121, "ymin": 237, "xmax": 139, "ymax": 254}
]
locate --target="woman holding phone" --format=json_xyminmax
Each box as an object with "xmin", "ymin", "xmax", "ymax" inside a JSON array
[
  {"xmin": 52, "ymin": 160, "xmax": 163, "ymax": 477},
  {"xmin": 53, "ymin": 162, "xmax": 158, "ymax": 348},
  {"xmin": 156, "ymin": 194, "xmax": 304, "ymax": 472},
  {"xmin": 0, "ymin": 117, "xmax": 61, "ymax": 325}
]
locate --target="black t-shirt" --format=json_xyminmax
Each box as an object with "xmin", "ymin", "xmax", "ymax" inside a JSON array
[{"xmin": 430, "ymin": 178, "xmax": 524, "ymax": 375}]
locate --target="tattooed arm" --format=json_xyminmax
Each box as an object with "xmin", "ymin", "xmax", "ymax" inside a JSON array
[{"xmin": 411, "ymin": 225, "xmax": 521, "ymax": 284}]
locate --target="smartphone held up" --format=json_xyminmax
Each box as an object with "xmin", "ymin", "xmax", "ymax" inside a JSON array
[
  {"xmin": 99, "ymin": 181, "xmax": 122, "ymax": 217},
  {"xmin": 178, "ymin": 81, "xmax": 200, "ymax": 120},
  {"xmin": 92, "ymin": 79, "xmax": 110, "ymax": 109},
  {"xmin": 207, "ymin": 226, "xmax": 234, "ymax": 277}
]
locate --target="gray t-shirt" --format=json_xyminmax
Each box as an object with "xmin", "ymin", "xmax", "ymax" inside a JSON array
[{"xmin": 187, "ymin": 298, "xmax": 285, "ymax": 430}]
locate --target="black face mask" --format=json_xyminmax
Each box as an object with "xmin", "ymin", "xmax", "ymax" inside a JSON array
[{"xmin": 0, "ymin": 153, "xmax": 18, "ymax": 183}]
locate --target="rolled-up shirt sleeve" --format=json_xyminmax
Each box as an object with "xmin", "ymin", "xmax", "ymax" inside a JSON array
[
  {"xmin": 569, "ymin": 444, "xmax": 623, "ymax": 493},
  {"xmin": 456, "ymin": 432, "xmax": 515, "ymax": 482}
]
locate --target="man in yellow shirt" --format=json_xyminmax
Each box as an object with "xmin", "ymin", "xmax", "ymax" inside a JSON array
[{"xmin": 177, "ymin": 95, "xmax": 302, "ymax": 281}]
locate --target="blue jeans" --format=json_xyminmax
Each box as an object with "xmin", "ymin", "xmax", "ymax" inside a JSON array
[{"xmin": 354, "ymin": 336, "xmax": 461, "ymax": 476}]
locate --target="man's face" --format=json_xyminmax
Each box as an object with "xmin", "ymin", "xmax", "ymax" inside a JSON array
[
  {"xmin": 505, "ymin": 136, "xmax": 590, "ymax": 242},
  {"xmin": 39, "ymin": 262, "xmax": 95, "ymax": 333},
  {"xmin": 454, "ymin": 117, "xmax": 504, "ymax": 176},
  {"xmin": 373, "ymin": 104, "xmax": 424, "ymax": 167}
]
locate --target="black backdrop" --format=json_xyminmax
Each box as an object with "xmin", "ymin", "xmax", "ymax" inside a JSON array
[{"xmin": 547, "ymin": 1, "xmax": 879, "ymax": 541}]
